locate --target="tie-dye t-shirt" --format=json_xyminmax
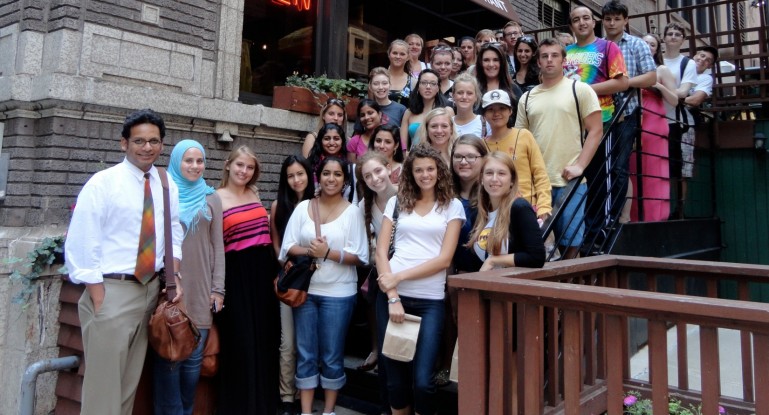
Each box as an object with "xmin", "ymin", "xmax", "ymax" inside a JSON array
[{"xmin": 564, "ymin": 38, "xmax": 627, "ymax": 122}]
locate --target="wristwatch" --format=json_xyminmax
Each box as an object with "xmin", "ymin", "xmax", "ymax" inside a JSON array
[{"xmin": 388, "ymin": 297, "xmax": 401, "ymax": 304}]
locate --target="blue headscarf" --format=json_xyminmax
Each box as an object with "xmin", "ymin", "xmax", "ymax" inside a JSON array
[{"xmin": 168, "ymin": 139, "xmax": 215, "ymax": 235}]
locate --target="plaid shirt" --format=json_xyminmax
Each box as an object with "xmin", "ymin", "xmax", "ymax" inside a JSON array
[{"xmin": 613, "ymin": 32, "xmax": 656, "ymax": 115}]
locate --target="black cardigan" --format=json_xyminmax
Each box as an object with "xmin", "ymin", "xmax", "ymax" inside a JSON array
[{"xmin": 507, "ymin": 198, "xmax": 546, "ymax": 268}]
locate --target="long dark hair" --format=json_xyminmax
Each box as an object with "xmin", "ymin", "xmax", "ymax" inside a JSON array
[
  {"xmin": 512, "ymin": 36, "xmax": 541, "ymax": 86},
  {"xmin": 316, "ymin": 156, "xmax": 352, "ymax": 191},
  {"xmin": 476, "ymin": 42, "xmax": 515, "ymax": 95},
  {"xmin": 368, "ymin": 124, "xmax": 405, "ymax": 163},
  {"xmin": 308, "ymin": 123, "xmax": 348, "ymax": 175},
  {"xmin": 274, "ymin": 155, "xmax": 315, "ymax": 239},
  {"xmin": 408, "ymin": 69, "xmax": 450, "ymax": 114},
  {"xmin": 357, "ymin": 98, "xmax": 383, "ymax": 132}
]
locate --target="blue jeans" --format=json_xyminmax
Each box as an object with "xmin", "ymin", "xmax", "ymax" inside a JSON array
[
  {"xmin": 293, "ymin": 293, "xmax": 356, "ymax": 390},
  {"xmin": 153, "ymin": 328, "xmax": 209, "ymax": 415},
  {"xmin": 552, "ymin": 183, "xmax": 587, "ymax": 247},
  {"xmin": 376, "ymin": 293, "xmax": 444, "ymax": 415}
]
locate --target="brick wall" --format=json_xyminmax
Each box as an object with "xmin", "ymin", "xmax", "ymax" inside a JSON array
[
  {"xmin": 0, "ymin": 104, "xmax": 302, "ymax": 228},
  {"xmin": 0, "ymin": 1, "xmax": 20, "ymax": 30},
  {"xmin": 512, "ymin": 0, "xmax": 542, "ymax": 33},
  {"xmin": 84, "ymin": 0, "xmax": 218, "ymax": 58},
  {"xmin": 0, "ymin": 0, "xmax": 218, "ymax": 58}
]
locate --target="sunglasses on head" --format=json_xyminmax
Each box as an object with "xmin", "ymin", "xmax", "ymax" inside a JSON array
[
  {"xmin": 432, "ymin": 45, "xmax": 452, "ymax": 52},
  {"xmin": 326, "ymin": 98, "xmax": 345, "ymax": 106}
]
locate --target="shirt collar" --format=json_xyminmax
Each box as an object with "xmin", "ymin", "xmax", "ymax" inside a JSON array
[{"xmin": 122, "ymin": 158, "xmax": 159, "ymax": 182}]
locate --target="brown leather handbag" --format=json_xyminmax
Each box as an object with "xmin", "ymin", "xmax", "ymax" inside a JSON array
[
  {"xmin": 148, "ymin": 168, "xmax": 201, "ymax": 362},
  {"xmin": 200, "ymin": 322, "xmax": 219, "ymax": 377}
]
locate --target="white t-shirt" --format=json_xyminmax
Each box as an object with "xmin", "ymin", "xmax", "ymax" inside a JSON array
[
  {"xmin": 383, "ymin": 196, "xmax": 465, "ymax": 300},
  {"xmin": 453, "ymin": 114, "xmax": 486, "ymax": 139},
  {"xmin": 357, "ymin": 198, "xmax": 385, "ymax": 237},
  {"xmin": 692, "ymin": 69, "xmax": 713, "ymax": 97},
  {"xmin": 663, "ymin": 55, "xmax": 698, "ymax": 121},
  {"xmin": 473, "ymin": 210, "xmax": 508, "ymax": 261},
  {"xmin": 279, "ymin": 200, "xmax": 369, "ymax": 297}
]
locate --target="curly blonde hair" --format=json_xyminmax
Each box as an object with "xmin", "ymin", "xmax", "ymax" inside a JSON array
[
  {"xmin": 466, "ymin": 152, "xmax": 520, "ymax": 255},
  {"xmin": 398, "ymin": 145, "xmax": 454, "ymax": 213}
]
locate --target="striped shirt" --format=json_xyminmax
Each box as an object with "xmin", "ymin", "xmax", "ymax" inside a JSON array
[{"xmin": 222, "ymin": 202, "xmax": 271, "ymax": 252}]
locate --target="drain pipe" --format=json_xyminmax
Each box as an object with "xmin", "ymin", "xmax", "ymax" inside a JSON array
[{"xmin": 19, "ymin": 356, "xmax": 80, "ymax": 415}]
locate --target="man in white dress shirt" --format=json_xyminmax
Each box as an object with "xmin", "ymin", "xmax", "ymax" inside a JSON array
[{"xmin": 65, "ymin": 108, "xmax": 184, "ymax": 415}]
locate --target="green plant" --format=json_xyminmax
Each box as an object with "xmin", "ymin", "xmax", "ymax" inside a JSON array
[
  {"xmin": 622, "ymin": 390, "xmax": 726, "ymax": 415},
  {"xmin": 285, "ymin": 72, "xmax": 368, "ymax": 99},
  {"xmin": 6, "ymin": 235, "xmax": 67, "ymax": 304}
]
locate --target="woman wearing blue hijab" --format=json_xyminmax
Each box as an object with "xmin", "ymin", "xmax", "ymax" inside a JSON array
[{"xmin": 153, "ymin": 139, "xmax": 226, "ymax": 415}]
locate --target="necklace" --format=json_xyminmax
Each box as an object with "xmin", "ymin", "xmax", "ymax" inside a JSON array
[{"xmin": 320, "ymin": 197, "xmax": 346, "ymax": 224}]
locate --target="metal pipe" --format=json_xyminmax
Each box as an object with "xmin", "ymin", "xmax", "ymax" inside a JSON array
[{"xmin": 19, "ymin": 356, "xmax": 80, "ymax": 415}]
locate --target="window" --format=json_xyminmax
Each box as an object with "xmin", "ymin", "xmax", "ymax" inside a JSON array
[
  {"xmin": 240, "ymin": 0, "xmax": 316, "ymax": 99},
  {"xmin": 539, "ymin": 0, "xmax": 568, "ymax": 31}
]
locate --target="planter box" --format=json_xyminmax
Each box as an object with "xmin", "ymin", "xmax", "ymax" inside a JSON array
[{"xmin": 272, "ymin": 86, "xmax": 360, "ymax": 121}]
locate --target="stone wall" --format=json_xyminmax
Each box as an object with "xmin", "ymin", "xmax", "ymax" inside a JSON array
[
  {"xmin": 0, "ymin": 0, "xmax": 217, "ymax": 55},
  {"xmin": 0, "ymin": 225, "xmax": 65, "ymax": 415},
  {"xmin": 0, "ymin": 100, "xmax": 313, "ymax": 228}
]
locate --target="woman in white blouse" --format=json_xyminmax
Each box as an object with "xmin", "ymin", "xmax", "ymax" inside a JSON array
[
  {"xmin": 279, "ymin": 156, "xmax": 369, "ymax": 415},
  {"xmin": 375, "ymin": 145, "xmax": 465, "ymax": 415}
]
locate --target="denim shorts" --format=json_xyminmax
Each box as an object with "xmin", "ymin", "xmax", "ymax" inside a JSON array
[
  {"xmin": 551, "ymin": 183, "xmax": 586, "ymax": 247},
  {"xmin": 293, "ymin": 293, "xmax": 356, "ymax": 390}
]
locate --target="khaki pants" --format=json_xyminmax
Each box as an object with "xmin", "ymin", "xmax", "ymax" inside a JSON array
[
  {"xmin": 78, "ymin": 278, "xmax": 159, "ymax": 415},
  {"xmin": 278, "ymin": 301, "xmax": 297, "ymax": 402}
]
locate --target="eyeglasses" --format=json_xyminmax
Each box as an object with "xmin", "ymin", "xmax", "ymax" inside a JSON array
[
  {"xmin": 452, "ymin": 154, "xmax": 481, "ymax": 163},
  {"xmin": 419, "ymin": 81, "xmax": 439, "ymax": 88},
  {"xmin": 130, "ymin": 138, "xmax": 162, "ymax": 147},
  {"xmin": 665, "ymin": 32, "xmax": 684, "ymax": 38},
  {"xmin": 504, "ymin": 32, "xmax": 522, "ymax": 38}
]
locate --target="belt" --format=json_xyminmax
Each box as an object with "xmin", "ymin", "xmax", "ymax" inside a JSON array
[{"xmin": 103, "ymin": 273, "xmax": 159, "ymax": 283}]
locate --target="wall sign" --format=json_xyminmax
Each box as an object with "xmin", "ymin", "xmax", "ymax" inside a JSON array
[{"xmin": 272, "ymin": 0, "xmax": 311, "ymax": 12}]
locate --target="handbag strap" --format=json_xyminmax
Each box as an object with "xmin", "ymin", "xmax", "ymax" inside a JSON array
[
  {"xmin": 310, "ymin": 198, "xmax": 321, "ymax": 238},
  {"xmin": 157, "ymin": 167, "xmax": 176, "ymax": 301},
  {"xmin": 387, "ymin": 199, "xmax": 399, "ymax": 259}
]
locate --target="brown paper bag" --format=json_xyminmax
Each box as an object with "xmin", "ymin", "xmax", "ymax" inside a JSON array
[
  {"xmin": 449, "ymin": 339, "xmax": 459, "ymax": 382},
  {"xmin": 382, "ymin": 314, "xmax": 422, "ymax": 362}
]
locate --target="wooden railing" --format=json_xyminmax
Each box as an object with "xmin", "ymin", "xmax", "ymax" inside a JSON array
[{"xmin": 450, "ymin": 256, "xmax": 769, "ymax": 415}]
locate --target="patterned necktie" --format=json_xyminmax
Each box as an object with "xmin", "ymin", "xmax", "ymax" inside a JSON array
[{"xmin": 134, "ymin": 173, "xmax": 156, "ymax": 284}]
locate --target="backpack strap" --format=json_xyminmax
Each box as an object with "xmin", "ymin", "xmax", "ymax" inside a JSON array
[
  {"xmin": 676, "ymin": 56, "xmax": 692, "ymax": 126},
  {"xmin": 572, "ymin": 80, "xmax": 585, "ymax": 146},
  {"xmin": 524, "ymin": 89, "xmax": 531, "ymax": 127}
]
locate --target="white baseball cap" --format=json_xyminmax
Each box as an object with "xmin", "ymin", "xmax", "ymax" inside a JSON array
[{"xmin": 481, "ymin": 89, "xmax": 512, "ymax": 109}]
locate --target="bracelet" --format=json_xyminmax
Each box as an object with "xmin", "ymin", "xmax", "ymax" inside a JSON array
[
  {"xmin": 388, "ymin": 297, "xmax": 401, "ymax": 304},
  {"xmin": 323, "ymin": 248, "xmax": 331, "ymax": 261},
  {"xmin": 173, "ymin": 272, "xmax": 181, "ymax": 278},
  {"xmin": 339, "ymin": 250, "xmax": 345, "ymax": 264},
  {"xmin": 306, "ymin": 248, "xmax": 312, "ymax": 258}
]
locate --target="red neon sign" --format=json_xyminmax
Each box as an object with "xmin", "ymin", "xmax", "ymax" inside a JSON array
[{"xmin": 272, "ymin": 0, "xmax": 311, "ymax": 11}]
